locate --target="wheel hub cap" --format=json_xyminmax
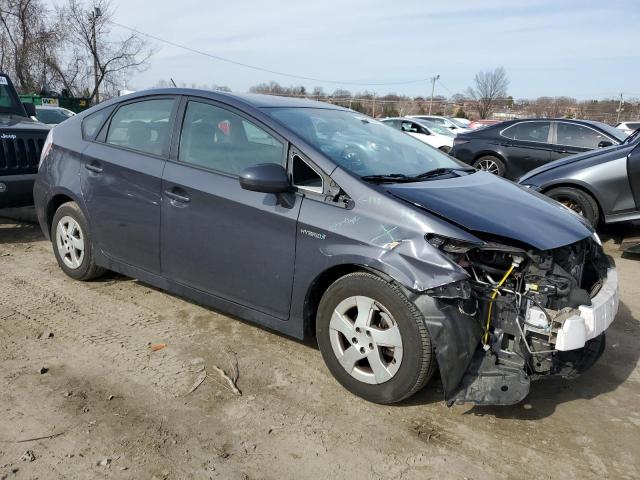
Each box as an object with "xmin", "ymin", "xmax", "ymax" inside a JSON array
[
  {"xmin": 329, "ymin": 296, "xmax": 403, "ymax": 384},
  {"xmin": 55, "ymin": 216, "xmax": 85, "ymax": 270}
]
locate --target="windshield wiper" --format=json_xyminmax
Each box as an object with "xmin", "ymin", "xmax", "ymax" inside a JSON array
[
  {"xmin": 361, "ymin": 167, "xmax": 476, "ymax": 184},
  {"xmin": 408, "ymin": 167, "xmax": 477, "ymax": 180},
  {"xmin": 361, "ymin": 173, "xmax": 410, "ymax": 183}
]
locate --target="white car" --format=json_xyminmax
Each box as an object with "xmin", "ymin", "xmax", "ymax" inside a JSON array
[
  {"xmin": 408, "ymin": 115, "xmax": 471, "ymax": 134},
  {"xmin": 616, "ymin": 121, "xmax": 640, "ymax": 136},
  {"xmin": 452, "ymin": 117, "xmax": 471, "ymax": 127},
  {"xmin": 35, "ymin": 106, "xmax": 76, "ymax": 126},
  {"xmin": 380, "ymin": 117, "xmax": 454, "ymax": 152}
]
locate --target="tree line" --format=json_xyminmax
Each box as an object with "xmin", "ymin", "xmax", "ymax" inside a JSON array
[{"xmin": 0, "ymin": 0, "xmax": 151, "ymax": 102}]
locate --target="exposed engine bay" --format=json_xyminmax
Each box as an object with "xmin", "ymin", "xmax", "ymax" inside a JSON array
[{"xmin": 427, "ymin": 234, "xmax": 615, "ymax": 405}]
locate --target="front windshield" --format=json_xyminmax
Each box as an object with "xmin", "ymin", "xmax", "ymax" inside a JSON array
[
  {"xmin": 36, "ymin": 107, "xmax": 74, "ymax": 124},
  {"xmin": 415, "ymin": 120, "xmax": 455, "ymax": 137},
  {"xmin": 594, "ymin": 122, "xmax": 629, "ymax": 142},
  {"xmin": 447, "ymin": 118, "xmax": 467, "ymax": 128},
  {"xmin": 0, "ymin": 76, "xmax": 25, "ymax": 116},
  {"xmin": 266, "ymin": 108, "xmax": 461, "ymax": 177}
]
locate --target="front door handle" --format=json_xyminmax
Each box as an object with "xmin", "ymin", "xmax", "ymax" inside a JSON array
[
  {"xmin": 164, "ymin": 188, "xmax": 190, "ymax": 203},
  {"xmin": 85, "ymin": 162, "xmax": 103, "ymax": 173},
  {"xmin": 553, "ymin": 148, "xmax": 570, "ymax": 154}
]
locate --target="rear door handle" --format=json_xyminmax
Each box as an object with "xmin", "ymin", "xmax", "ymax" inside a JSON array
[
  {"xmin": 85, "ymin": 162, "xmax": 103, "ymax": 173},
  {"xmin": 164, "ymin": 188, "xmax": 190, "ymax": 203}
]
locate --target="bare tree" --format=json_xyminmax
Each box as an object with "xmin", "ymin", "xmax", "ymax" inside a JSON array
[
  {"xmin": 61, "ymin": 0, "xmax": 152, "ymax": 103},
  {"xmin": 0, "ymin": 0, "xmax": 59, "ymax": 92},
  {"xmin": 465, "ymin": 67, "xmax": 509, "ymax": 119}
]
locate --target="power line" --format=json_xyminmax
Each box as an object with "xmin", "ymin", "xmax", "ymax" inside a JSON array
[{"xmin": 109, "ymin": 20, "xmax": 433, "ymax": 87}]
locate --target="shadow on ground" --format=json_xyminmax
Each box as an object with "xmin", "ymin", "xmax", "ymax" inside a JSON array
[{"xmin": 0, "ymin": 207, "xmax": 43, "ymax": 244}]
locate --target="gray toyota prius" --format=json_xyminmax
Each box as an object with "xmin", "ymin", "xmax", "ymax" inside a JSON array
[{"xmin": 34, "ymin": 89, "xmax": 619, "ymax": 406}]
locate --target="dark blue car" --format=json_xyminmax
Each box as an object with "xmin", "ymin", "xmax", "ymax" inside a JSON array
[{"xmin": 34, "ymin": 89, "xmax": 618, "ymax": 406}]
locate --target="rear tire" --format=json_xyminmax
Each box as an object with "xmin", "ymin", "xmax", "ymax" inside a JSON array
[
  {"xmin": 316, "ymin": 272, "xmax": 435, "ymax": 404},
  {"xmin": 51, "ymin": 201, "xmax": 106, "ymax": 281},
  {"xmin": 546, "ymin": 186, "xmax": 600, "ymax": 226},
  {"xmin": 473, "ymin": 155, "xmax": 506, "ymax": 176}
]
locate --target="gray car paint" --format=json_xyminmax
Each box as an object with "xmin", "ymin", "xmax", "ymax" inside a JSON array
[
  {"xmin": 519, "ymin": 139, "xmax": 640, "ymax": 223},
  {"xmin": 33, "ymin": 89, "xmax": 597, "ymax": 402}
]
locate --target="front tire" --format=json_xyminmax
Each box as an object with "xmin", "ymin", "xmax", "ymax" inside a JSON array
[
  {"xmin": 316, "ymin": 272, "xmax": 435, "ymax": 404},
  {"xmin": 473, "ymin": 155, "xmax": 506, "ymax": 176},
  {"xmin": 51, "ymin": 201, "xmax": 106, "ymax": 281},
  {"xmin": 546, "ymin": 186, "xmax": 600, "ymax": 226}
]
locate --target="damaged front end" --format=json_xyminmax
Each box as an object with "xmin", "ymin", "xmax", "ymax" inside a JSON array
[{"xmin": 421, "ymin": 234, "xmax": 616, "ymax": 406}]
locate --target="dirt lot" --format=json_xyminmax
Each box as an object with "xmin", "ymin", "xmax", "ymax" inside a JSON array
[{"xmin": 0, "ymin": 208, "xmax": 639, "ymax": 480}]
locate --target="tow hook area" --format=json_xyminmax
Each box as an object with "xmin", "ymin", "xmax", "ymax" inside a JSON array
[{"xmin": 448, "ymin": 351, "xmax": 530, "ymax": 406}]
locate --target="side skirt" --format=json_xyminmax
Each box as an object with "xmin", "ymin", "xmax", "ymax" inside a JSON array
[{"xmin": 95, "ymin": 254, "xmax": 304, "ymax": 339}]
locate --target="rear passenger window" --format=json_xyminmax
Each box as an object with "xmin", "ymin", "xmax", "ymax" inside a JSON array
[
  {"xmin": 502, "ymin": 121, "xmax": 550, "ymax": 142},
  {"xmin": 178, "ymin": 101, "xmax": 284, "ymax": 175},
  {"xmin": 106, "ymin": 99, "xmax": 174, "ymax": 156}
]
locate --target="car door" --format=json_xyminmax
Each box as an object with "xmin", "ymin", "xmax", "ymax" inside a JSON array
[
  {"xmin": 551, "ymin": 122, "xmax": 616, "ymax": 161},
  {"xmin": 80, "ymin": 96, "xmax": 178, "ymax": 274},
  {"xmin": 498, "ymin": 121, "xmax": 552, "ymax": 177},
  {"xmin": 160, "ymin": 98, "xmax": 301, "ymax": 320}
]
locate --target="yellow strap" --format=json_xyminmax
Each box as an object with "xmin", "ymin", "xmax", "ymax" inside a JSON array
[{"xmin": 483, "ymin": 264, "xmax": 515, "ymax": 345}]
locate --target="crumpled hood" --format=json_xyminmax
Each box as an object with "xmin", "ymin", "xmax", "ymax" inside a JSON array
[
  {"xmin": 518, "ymin": 143, "xmax": 634, "ymax": 183},
  {"xmin": 386, "ymin": 171, "xmax": 593, "ymax": 251}
]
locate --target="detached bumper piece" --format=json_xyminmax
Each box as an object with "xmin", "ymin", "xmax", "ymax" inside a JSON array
[
  {"xmin": 448, "ymin": 351, "xmax": 530, "ymax": 406},
  {"xmin": 554, "ymin": 268, "xmax": 618, "ymax": 351}
]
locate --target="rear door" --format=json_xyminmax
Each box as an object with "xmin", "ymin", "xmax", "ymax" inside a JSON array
[
  {"xmin": 160, "ymin": 98, "xmax": 301, "ymax": 319},
  {"xmin": 498, "ymin": 121, "xmax": 552, "ymax": 177},
  {"xmin": 551, "ymin": 122, "xmax": 617, "ymax": 161},
  {"xmin": 80, "ymin": 96, "xmax": 178, "ymax": 274}
]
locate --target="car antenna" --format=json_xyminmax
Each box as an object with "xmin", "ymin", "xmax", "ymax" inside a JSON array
[{"xmin": 170, "ymin": 78, "xmax": 177, "ymax": 88}]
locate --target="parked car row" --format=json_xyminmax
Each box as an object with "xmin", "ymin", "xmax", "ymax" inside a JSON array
[{"xmin": 450, "ymin": 118, "xmax": 628, "ymax": 179}]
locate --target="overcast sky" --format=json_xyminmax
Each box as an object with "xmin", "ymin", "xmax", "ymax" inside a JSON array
[{"xmin": 97, "ymin": 0, "xmax": 638, "ymax": 99}]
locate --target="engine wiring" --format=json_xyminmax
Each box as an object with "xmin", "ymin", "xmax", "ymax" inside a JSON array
[{"xmin": 482, "ymin": 257, "xmax": 522, "ymax": 345}]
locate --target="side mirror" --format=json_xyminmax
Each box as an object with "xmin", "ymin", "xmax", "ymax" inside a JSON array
[
  {"xmin": 449, "ymin": 126, "xmax": 456, "ymax": 130},
  {"xmin": 597, "ymin": 140, "xmax": 613, "ymax": 148},
  {"xmin": 22, "ymin": 102, "xmax": 36, "ymax": 117},
  {"xmin": 239, "ymin": 163, "xmax": 290, "ymax": 194}
]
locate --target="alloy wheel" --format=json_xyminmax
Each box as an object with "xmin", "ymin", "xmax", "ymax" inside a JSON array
[
  {"xmin": 55, "ymin": 215, "xmax": 85, "ymax": 269},
  {"xmin": 476, "ymin": 158, "xmax": 501, "ymax": 174},
  {"xmin": 329, "ymin": 296, "xmax": 403, "ymax": 384}
]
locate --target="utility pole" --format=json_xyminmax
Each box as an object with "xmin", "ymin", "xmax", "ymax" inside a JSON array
[
  {"xmin": 428, "ymin": 75, "xmax": 440, "ymax": 115},
  {"xmin": 90, "ymin": 7, "xmax": 102, "ymax": 104},
  {"xmin": 371, "ymin": 95, "xmax": 376, "ymax": 118},
  {"xmin": 616, "ymin": 93, "xmax": 624, "ymax": 124}
]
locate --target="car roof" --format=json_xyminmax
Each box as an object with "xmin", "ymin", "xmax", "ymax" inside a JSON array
[{"xmin": 114, "ymin": 88, "xmax": 349, "ymax": 110}]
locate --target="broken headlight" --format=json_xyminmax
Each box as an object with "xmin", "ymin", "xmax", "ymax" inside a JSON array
[{"xmin": 425, "ymin": 233, "xmax": 482, "ymax": 254}]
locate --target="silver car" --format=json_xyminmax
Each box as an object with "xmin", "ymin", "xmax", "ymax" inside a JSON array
[{"xmin": 519, "ymin": 130, "xmax": 640, "ymax": 226}]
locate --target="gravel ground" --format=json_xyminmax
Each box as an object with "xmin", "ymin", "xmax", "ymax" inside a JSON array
[{"xmin": 0, "ymin": 208, "xmax": 639, "ymax": 480}]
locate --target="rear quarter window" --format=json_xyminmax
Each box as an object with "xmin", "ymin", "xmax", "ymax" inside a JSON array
[{"xmin": 82, "ymin": 106, "xmax": 114, "ymax": 140}]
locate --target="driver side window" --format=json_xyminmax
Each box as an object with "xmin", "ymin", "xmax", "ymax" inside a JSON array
[{"xmin": 178, "ymin": 101, "xmax": 285, "ymax": 175}]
